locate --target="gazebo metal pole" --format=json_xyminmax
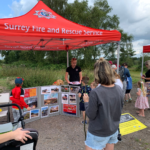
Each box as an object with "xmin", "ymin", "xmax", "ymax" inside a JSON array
[
  {"xmin": 117, "ymin": 41, "xmax": 120, "ymax": 74},
  {"xmin": 67, "ymin": 50, "xmax": 69, "ymax": 67},
  {"xmin": 141, "ymin": 53, "xmax": 144, "ymax": 75}
]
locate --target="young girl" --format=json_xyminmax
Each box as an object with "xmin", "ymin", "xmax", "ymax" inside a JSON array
[{"xmin": 135, "ymin": 81, "xmax": 149, "ymax": 117}]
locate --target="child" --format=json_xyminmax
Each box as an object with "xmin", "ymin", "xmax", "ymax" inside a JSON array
[
  {"xmin": 90, "ymin": 81, "xmax": 98, "ymax": 89},
  {"xmin": 135, "ymin": 81, "xmax": 149, "ymax": 117},
  {"xmin": 78, "ymin": 76, "xmax": 91, "ymax": 124},
  {"xmin": 10, "ymin": 77, "xmax": 31, "ymax": 128},
  {"xmin": 125, "ymin": 76, "xmax": 132, "ymax": 103}
]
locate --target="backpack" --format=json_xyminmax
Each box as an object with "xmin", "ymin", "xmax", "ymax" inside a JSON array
[
  {"xmin": 119, "ymin": 66, "xmax": 125, "ymax": 81},
  {"xmin": 126, "ymin": 77, "xmax": 132, "ymax": 90}
]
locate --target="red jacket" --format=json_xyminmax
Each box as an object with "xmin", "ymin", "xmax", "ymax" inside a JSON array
[{"xmin": 10, "ymin": 86, "xmax": 28, "ymax": 109}]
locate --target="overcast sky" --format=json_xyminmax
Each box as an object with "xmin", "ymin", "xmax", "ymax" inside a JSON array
[{"xmin": 0, "ymin": 0, "xmax": 150, "ymax": 57}]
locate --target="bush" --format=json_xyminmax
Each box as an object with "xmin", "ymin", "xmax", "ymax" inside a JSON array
[
  {"xmin": 0, "ymin": 67, "xmax": 65, "ymax": 88},
  {"xmin": 7, "ymin": 61, "xmax": 67, "ymax": 70}
]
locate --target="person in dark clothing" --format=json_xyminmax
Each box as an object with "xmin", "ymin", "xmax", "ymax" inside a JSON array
[
  {"xmin": 65, "ymin": 58, "xmax": 82, "ymax": 86},
  {"xmin": 124, "ymin": 63, "xmax": 132, "ymax": 102},
  {"xmin": 83, "ymin": 58, "xmax": 123, "ymax": 150},
  {"xmin": 121, "ymin": 63, "xmax": 131, "ymax": 97},
  {"xmin": 78, "ymin": 76, "xmax": 91, "ymax": 124},
  {"xmin": 141, "ymin": 60, "xmax": 150, "ymax": 82},
  {"xmin": 141, "ymin": 60, "xmax": 150, "ymax": 99}
]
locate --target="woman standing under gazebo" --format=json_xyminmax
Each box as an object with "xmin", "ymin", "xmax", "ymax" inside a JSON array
[{"xmin": 65, "ymin": 58, "xmax": 82, "ymax": 86}]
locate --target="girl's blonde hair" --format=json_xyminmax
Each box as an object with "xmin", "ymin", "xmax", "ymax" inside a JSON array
[
  {"xmin": 138, "ymin": 81, "xmax": 147, "ymax": 97},
  {"xmin": 94, "ymin": 57, "xmax": 115, "ymax": 85},
  {"xmin": 113, "ymin": 70, "xmax": 121, "ymax": 80}
]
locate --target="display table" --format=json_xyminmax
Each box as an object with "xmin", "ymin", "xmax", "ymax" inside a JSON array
[{"xmin": 23, "ymin": 85, "xmax": 81, "ymax": 124}]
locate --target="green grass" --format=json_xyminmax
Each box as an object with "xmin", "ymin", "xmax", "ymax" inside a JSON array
[
  {"xmin": 130, "ymin": 70, "xmax": 141, "ymax": 84},
  {"xmin": 0, "ymin": 67, "xmax": 66, "ymax": 89},
  {"xmin": 0, "ymin": 78, "xmax": 8, "ymax": 87},
  {"xmin": 0, "ymin": 65, "xmax": 142, "ymax": 90}
]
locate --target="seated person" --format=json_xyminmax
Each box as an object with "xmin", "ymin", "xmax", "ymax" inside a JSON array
[{"xmin": 0, "ymin": 128, "xmax": 32, "ymax": 144}]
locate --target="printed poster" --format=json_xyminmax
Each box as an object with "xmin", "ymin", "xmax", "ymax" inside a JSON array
[
  {"xmin": 24, "ymin": 88, "xmax": 37, "ymax": 98},
  {"xmin": 119, "ymin": 113, "xmax": 147, "ymax": 136},
  {"xmin": 44, "ymin": 93, "xmax": 58, "ymax": 105},
  {"xmin": 23, "ymin": 111, "xmax": 30, "ymax": 120},
  {"xmin": 41, "ymin": 86, "xmax": 51, "ymax": 94},
  {"xmin": 63, "ymin": 104, "xmax": 76, "ymax": 115},
  {"xmin": 49, "ymin": 105, "xmax": 59, "ymax": 114},
  {"xmin": 30, "ymin": 109, "xmax": 40, "ymax": 119},
  {"xmin": 41, "ymin": 106, "xmax": 49, "ymax": 118},
  {"xmin": 24, "ymin": 97, "xmax": 38, "ymax": 109},
  {"xmin": 62, "ymin": 94, "xmax": 68, "ymax": 104},
  {"xmin": 70, "ymin": 86, "xmax": 80, "ymax": 94},
  {"xmin": 69, "ymin": 93, "xmax": 76, "ymax": 104},
  {"xmin": 61, "ymin": 86, "xmax": 69, "ymax": 92},
  {"xmin": 51, "ymin": 86, "xmax": 60, "ymax": 93}
]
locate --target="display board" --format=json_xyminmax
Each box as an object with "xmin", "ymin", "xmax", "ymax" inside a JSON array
[
  {"xmin": 23, "ymin": 85, "xmax": 80, "ymax": 124},
  {"xmin": 23, "ymin": 87, "xmax": 41, "ymax": 123},
  {"xmin": 60, "ymin": 85, "xmax": 80, "ymax": 117},
  {"xmin": 119, "ymin": 113, "xmax": 147, "ymax": 136},
  {"xmin": 41, "ymin": 85, "xmax": 61, "ymax": 118}
]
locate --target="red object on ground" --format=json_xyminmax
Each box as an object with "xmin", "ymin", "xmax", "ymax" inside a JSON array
[
  {"xmin": 143, "ymin": 45, "xmax": 150, "ymax": 53},
  {"xmin": 0, "ymin": 1, "xmax": 121, "ymax": 51}
]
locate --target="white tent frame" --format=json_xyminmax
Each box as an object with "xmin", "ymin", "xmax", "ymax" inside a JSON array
[{"xmin": 141, "ymin": 53, "xmax": 144, "ymax": 75}]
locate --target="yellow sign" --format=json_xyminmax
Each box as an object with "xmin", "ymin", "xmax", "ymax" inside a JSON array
[
  {"xmin": 119, "ymin": 113, "xmax": 147, "ymax": 136},
  {"xmin": 29, "ymin": 88, "xmax": 37, "ymax": 97}
]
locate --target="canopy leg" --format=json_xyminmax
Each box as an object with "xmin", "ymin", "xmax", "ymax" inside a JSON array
[
  {"xmin": 141, "ymin": 53, "xmax": 144, "ymax": 75},
  {"xmin": 67, "ymin": 50, "xmax": 69, "ymax": 67},
  {"xmin": 117, "ymin": 41, "xmax": 120, "ymax": 74}
]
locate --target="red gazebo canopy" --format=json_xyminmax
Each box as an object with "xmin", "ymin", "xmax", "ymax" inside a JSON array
[
  {"xmin": 143, "ymin": 45, "xmax": 150, "ymax": 53},
  {"xmin": 0, "ymin": 1, "xmax": 121, "ymax": 51}
]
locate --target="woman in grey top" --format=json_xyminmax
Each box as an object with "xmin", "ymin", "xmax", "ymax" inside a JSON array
[{"xmin": 83, "ymin": 58, "xmax": 124, "ymax": 150}]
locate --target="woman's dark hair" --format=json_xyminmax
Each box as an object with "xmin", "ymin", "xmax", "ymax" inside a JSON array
[{"xmin": 124, "ymin": 63, "xmax": 128, "ymax": 66}]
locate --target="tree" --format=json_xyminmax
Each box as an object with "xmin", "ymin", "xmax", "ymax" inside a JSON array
[
  {"xmin": 64, "ymin": 0, "xmax": 120, "ymax": 65},
  {"xmin": 119, "ymin": 29, "xmax": 135, "ymax": 66}
]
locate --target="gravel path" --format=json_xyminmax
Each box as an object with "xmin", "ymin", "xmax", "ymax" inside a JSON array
[{"xmin": 1, "ymin": 85, "xmax": 150, "ymax": 150}]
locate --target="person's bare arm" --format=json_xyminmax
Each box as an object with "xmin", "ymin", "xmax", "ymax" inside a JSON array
[
  {"xmin": 142, "ymin": 76, "xmax": 150, "ymax": 80},
  {"xmin": 136, "ymin": 89, "xmax": 141, "ymax": 96},
  {"xmin": 78, "ymin": 93, "xmax": 81, "ymax": 98},
  {"xmin": 0, "ymin": 128, "xmax": 32, "ymax": 144},
  {"xmin": 79, "ymin": 72, "xmax": 82, "ymax": 83},
  {"xmin": 65, "ymin": 72, "xmax": 70, "ymax": 84}
]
